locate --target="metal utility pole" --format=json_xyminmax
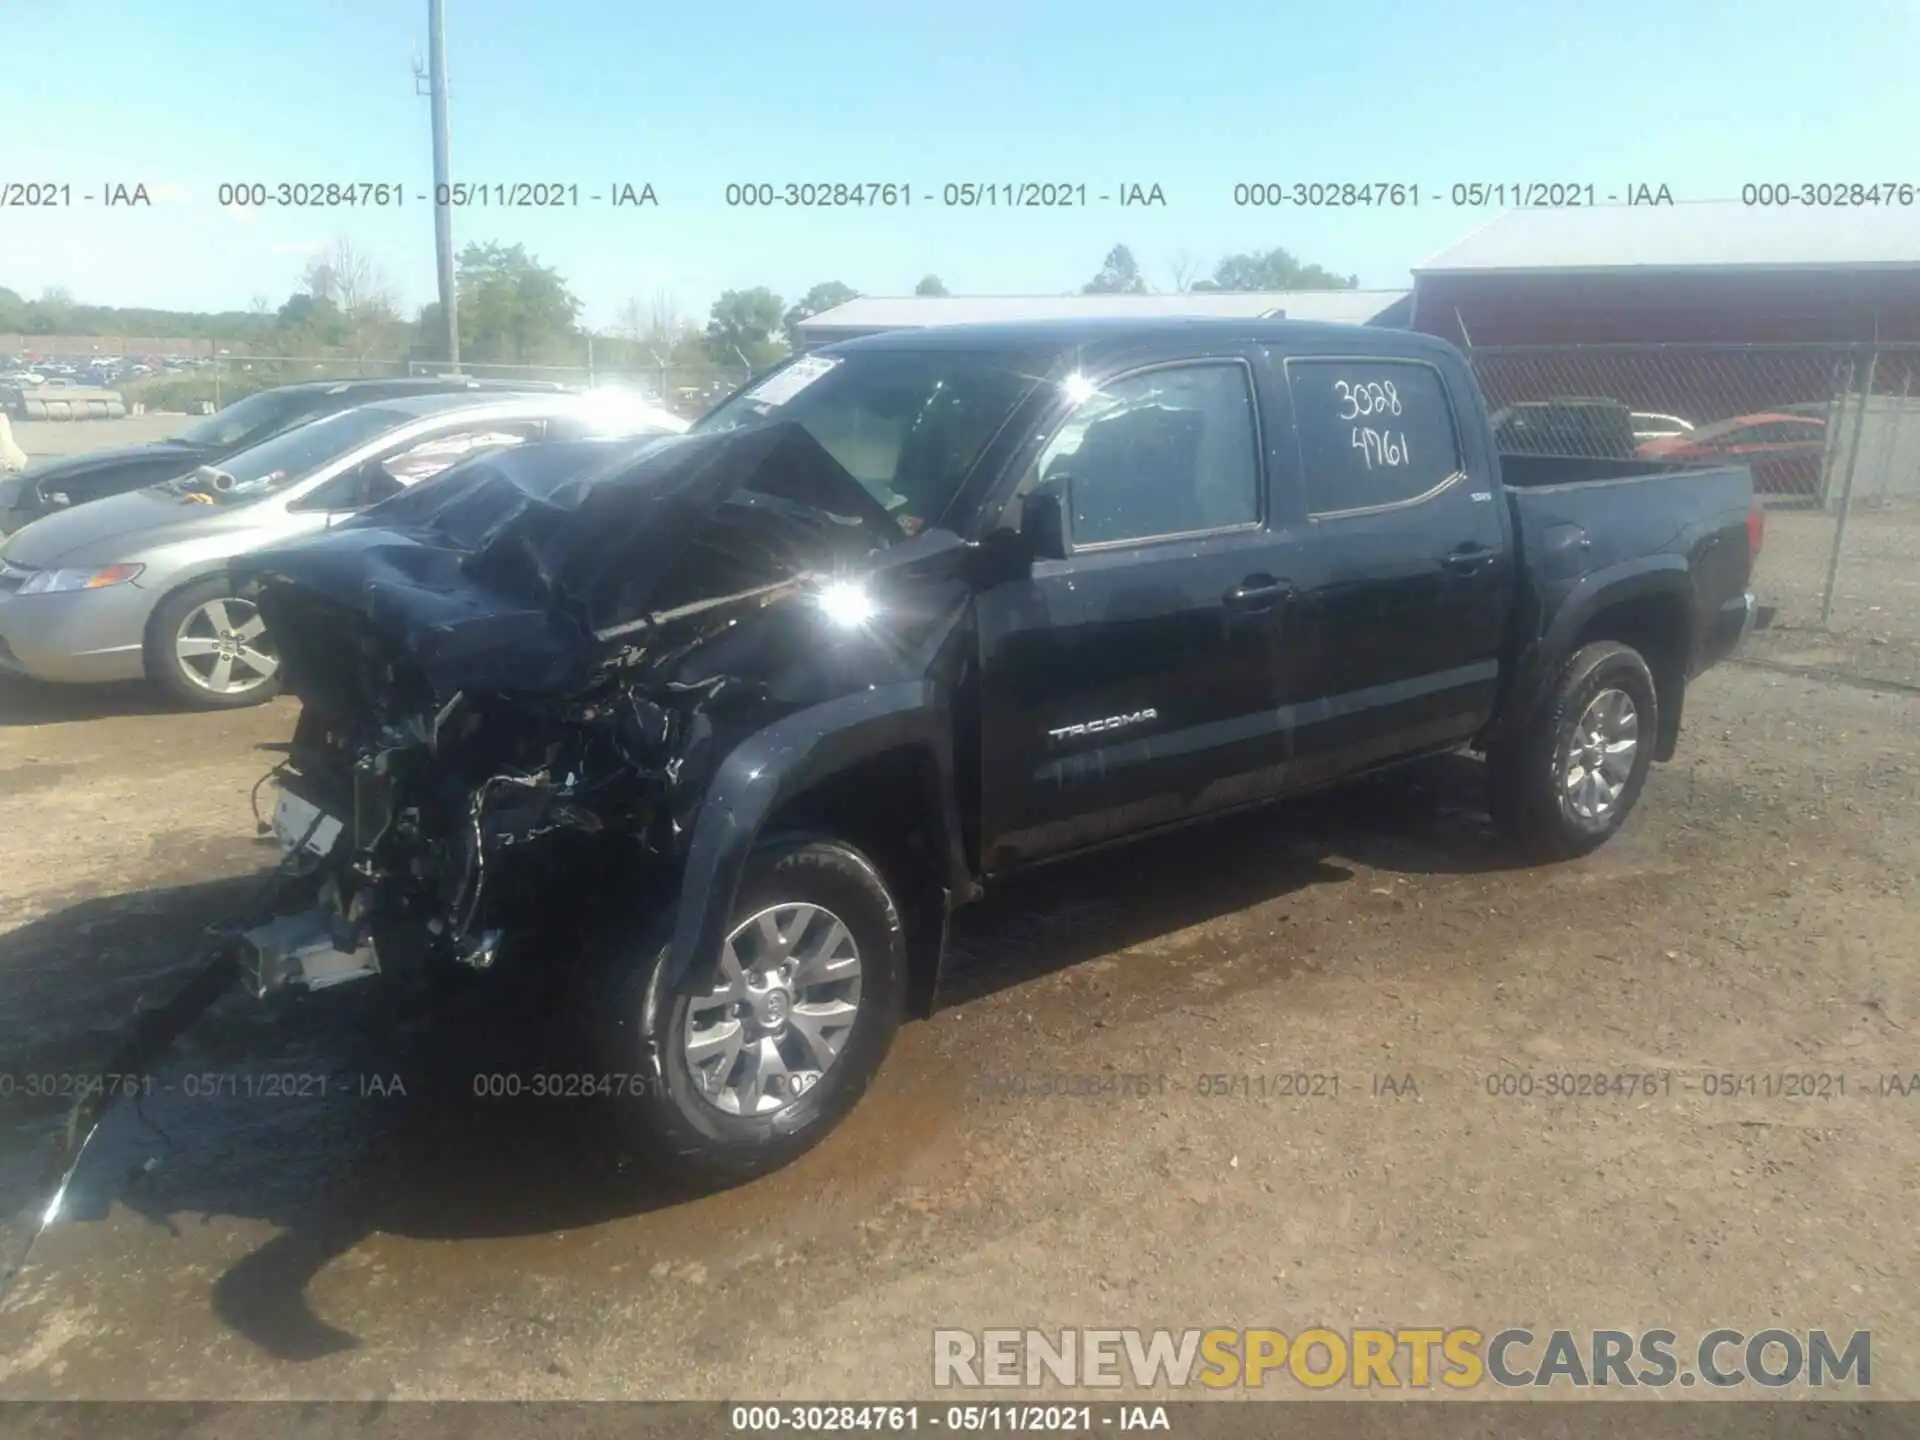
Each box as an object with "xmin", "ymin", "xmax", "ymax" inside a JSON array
[{"xmin": 419, "ymin": 0, "xmax": 459, "ymax": 369}]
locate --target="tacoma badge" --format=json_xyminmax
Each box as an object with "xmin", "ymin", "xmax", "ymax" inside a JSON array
[{"xmin": 1048, "ymin": 708, "xmax": 1159, "ymax": 742}]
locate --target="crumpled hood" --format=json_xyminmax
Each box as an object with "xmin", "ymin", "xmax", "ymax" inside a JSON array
[{"xmin": 240, "ymin": 422, "xmax": 900, "ymax": 699}]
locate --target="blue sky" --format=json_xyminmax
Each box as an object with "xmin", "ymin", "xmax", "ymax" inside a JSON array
[{"xmin": 4, "ymin": 0, "xmax": 1917, "ymax": 330}]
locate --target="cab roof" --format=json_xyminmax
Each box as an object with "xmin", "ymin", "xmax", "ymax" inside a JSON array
[{"xmin": 814, "ymin": 315, "xmax": 1458, "ymax": 361}]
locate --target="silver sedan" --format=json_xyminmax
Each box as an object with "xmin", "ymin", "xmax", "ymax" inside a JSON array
[{"xmin": 0, "ymin": 390, "xmax": 686, "ymax": 708}]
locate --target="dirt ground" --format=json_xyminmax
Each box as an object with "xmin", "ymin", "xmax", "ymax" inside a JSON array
[{"xmin": 0, "ymin": 652, "xmax": 1915, "ymax": 1402}]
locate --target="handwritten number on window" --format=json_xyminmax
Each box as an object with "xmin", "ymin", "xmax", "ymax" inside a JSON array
[
  {"xmin": 1351, "ymin": 426, "xmax": 1410, "ymax": 469},
  {"xmin": 1333, "ymin": 379, "xmax": 1402, "ymax": 421}
]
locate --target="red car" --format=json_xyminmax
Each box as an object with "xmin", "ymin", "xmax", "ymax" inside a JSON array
[{"xmin": 1639, "ymin": 411, "xmax": 1828, "ymax": 498}]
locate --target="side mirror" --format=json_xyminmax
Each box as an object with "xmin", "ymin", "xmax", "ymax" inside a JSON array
[
  {"xmin": 1022, "ymin": 484, "xmax": 1069, "ymax": 561},
  {"xmin": 43, "ymin": 490, "xmax": 71, "ymax": 509}
]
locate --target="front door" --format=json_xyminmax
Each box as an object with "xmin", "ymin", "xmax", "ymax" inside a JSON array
[{"xmin": 974, "ymin": 356, "xmax": 1297, "ymax": 871}]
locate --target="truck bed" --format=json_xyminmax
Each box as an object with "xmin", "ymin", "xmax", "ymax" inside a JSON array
[
  {"xmin": 1497, "ymin": 452, "xmax": 1716, "ymax": 488},
  {"xmin": 1499, "ymin": 456, "xmax": 1756, "ymax": 722}
]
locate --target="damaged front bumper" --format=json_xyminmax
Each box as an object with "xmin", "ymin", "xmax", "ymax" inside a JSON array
[
  {"xmin": 238, "ymin": 888, "xmax": 383, "ymax": 996},
  {"xmin": 231, "ymin": 778, "xmax": 384, "ymax": 998}
]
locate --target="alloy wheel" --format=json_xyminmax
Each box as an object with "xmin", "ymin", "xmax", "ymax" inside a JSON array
[
  {"xmin": 1560, "ymin": 686, "xmax": 1639, "ymax": 824},
  {"xmin": 680, "ymin": 902, "xmax": 864, "ymax": 1116},
  {"xmin": 175, "ymin": 596, "xmax": 279, "ymax": 696}
]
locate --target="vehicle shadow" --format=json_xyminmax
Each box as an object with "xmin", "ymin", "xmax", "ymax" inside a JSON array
[
  {"xmin": 0, "ymin": 752, "xmax": 1535, "ymax": 1362},
  {"xmin": 939, "ymin": 750, "xmax": 1527, "ymax": 1004}
]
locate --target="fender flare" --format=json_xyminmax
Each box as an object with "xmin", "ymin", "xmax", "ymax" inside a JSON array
[
  {"xmin": 660, "ymin": 680, "xmax": 971, "ymax": 998},
  {"xmin": 1495, "ymin": 555, "xmax": 1694, "ymax": 742}
]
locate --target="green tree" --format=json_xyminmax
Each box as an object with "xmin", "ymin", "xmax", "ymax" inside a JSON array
[
  {"xmin": 453, "ymin": 242, "xmax": 583, "ymax": 363},
  {"xmin": 782, "ymin": 281, "xmax": 861, "ymax": 348},
  {"xmin": 1195, "ymin": 248, "xmax": 1356, "ymax": 293},
  {"xmin": 0, "ymin": 287, "xmax": 275, "ymax": 342},
  {"xmin": 22, "ymin": 286, "xmax": 79, "ymax": 333},
  {"xmin": 914, "ymin": 274, "xmax": 950, "ymax": 297},
  {"xmin": 275, "ymin": 291, "xmax": 347, "ymax": 348},
  {"xmin": 1082, "ymin": 244, "xmax": 1149, "ymax": 295},
  {"xmin": 706, "ymin": 287, "xmax": 787, "ymax": 370}
]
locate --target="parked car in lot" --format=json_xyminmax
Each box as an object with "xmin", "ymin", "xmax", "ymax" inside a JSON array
[
  {"xmin": 0, "ymin": 391, "xmax": 686, "ymax": 707},
  {"xmin": 0, "ymin": 374, "xmax": 574, "ymax": 535},
  {"xmin": 1489, "ymin": 397, "xmax": 1640, "ymax": 460},
  {"xmin": 1638, "ymin": 411, "xmax": 1828, "ymax": 497},
  {"xmin": 1631, "ymin": 411, "xmax": 1695, "ymax": 443},
  {"xmin": 213, "ymin": 317, "xmax": 1759, "ymax": 1182}
]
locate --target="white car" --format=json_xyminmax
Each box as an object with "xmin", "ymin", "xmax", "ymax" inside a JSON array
[{"xmin": 1631, "ymin": 411, "xmax": 1695, "ymax": 443}]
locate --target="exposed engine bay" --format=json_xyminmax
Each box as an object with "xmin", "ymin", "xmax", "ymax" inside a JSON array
[{"xmin": 230, "ymin": 422, "xmax": 912, "ymax": 994}]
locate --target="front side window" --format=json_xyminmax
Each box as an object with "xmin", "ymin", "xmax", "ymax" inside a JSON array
[
  {"xmin": 693, "ymin": 349, "xmax": 1044, "ymax": 535},
  {"xmin": 1289, "ymin": 360, "xmax": 1463, "ymax": 515},
  {"xmin": 1031, "ymin": 363, "xmax": 1261, "ymax": 547},
  {"xmin": 291, "ymin": 421, "xmax": 544, "ymax": 511},
  {"xmin": 379, "ymin": 421, "xmax": 543, "ymax": 484},
  {"xmin": 163, "ymin": 405, "xmax": 417, "ymax": 504}
]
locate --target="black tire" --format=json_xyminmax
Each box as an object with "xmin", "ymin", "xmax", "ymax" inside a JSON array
[
  {"xmin": 1485, "ymin": 640, "xmax": 1658, "ymax": 862},
  {"xmin": 145, "ymin": 575, "xmax": 283, "ymax": 710},
  {"xmin": 592, "ymin": 835, "xmax": 907, "ymax": 1183}
]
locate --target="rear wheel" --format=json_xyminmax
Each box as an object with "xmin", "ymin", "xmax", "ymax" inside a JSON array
[
  {"xmin": 1486, "ymin": 640, "xmax": 1657, "ymax": 861},
  {"xmin": 593, "ymin": 836, "xmax": 907, "ymax": 1183},
  {"xmin": 146, "ymin": 576, "xmax": 282, "ymax": 710}
]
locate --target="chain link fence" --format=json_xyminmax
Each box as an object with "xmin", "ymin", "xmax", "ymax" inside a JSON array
[{"xmin": 1470, "ymin": 343, "xmax": 1920, "ymax": 688}]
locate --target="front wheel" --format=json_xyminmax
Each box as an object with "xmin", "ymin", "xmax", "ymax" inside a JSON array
[
  {"xmin": 593, "ymin": 836, "xmax": 907, "ymax": 1183},
  {"xmin": 1486, "ymin": 640, "xmax": 1658, "ymax": 862},
  {"xmin": 145, "ymin": 576, "xmax": 282, "ymax": 709}
]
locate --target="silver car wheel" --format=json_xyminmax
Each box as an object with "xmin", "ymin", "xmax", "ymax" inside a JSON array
[
  {"xmin": 174, "ymin": 596, "xmax": 279, "ymax": 696},
  {"xmin": 680, "ymin": 901, "xmax": 864, "ymax": 1117},
  {"xmin": 1560, "ymin": 686, "xmax": 1639, "ymax": 824}
]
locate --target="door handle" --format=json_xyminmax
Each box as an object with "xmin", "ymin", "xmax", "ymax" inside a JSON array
[
  {"xmin": 1442, "ymin": 544, "xmax": 1495, "ymax": 574},
  {"xmin": 1225, "ymin": 576, "xmax": 1293, "ymax": 610}
]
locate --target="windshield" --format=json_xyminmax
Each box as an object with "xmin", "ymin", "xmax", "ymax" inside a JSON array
[
  {"xmin": 162, "ymin": 405, "xmax": 415, "ymax": 504},
  {"xmin": 693, "ymin": 349, "xmax": 1043, "ymax": 533},
  {"xmin": 173, "ymin": 387, "xmax": 319, "ymax": 448}
]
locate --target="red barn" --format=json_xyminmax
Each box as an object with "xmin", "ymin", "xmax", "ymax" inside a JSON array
[
  {"xmin": 1409, "ymin": 204, "xmax": 1920, "ymax": 492},
  {"xmin": 1409, "ymin": 202, "xmax": 1920, "ymax": 347}
]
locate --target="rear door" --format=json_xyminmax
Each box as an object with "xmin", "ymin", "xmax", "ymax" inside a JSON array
[
  {"xmin": 1270, "ymin": 354, "xmax": 1511, "ymax": 786},
  {"xmin": 974, "ymin": 352, "xmax": 1298, "ymax": 870}
]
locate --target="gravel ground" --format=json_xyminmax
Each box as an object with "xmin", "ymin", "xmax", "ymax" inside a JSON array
[{"xmin": 0, "ymin": 658, "xmax": 1914, "ymax": 1402}]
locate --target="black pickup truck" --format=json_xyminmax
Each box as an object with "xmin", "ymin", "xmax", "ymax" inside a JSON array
[{"xmin": 227, "ymin": 318, "xmax": 1759, "ymax": 1179}]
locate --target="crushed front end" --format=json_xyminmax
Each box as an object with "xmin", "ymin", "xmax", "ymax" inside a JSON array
[
  {"xmin": 229, "ymin": 424, "xmax": 904, "ymax": 1000},
  {"xmin": 246, "ymin": 630, "xmax": 671, "ymax": 993}
]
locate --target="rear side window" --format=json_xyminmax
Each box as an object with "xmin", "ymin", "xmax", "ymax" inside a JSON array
[{"xmin": 1287, "ymin": 359, "xmax": 1463, "ymax": 515}]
